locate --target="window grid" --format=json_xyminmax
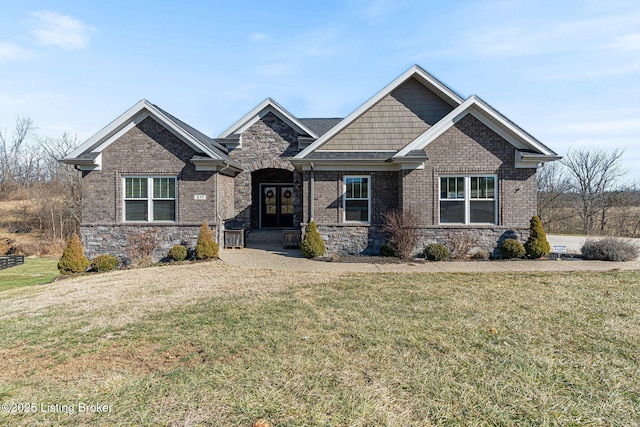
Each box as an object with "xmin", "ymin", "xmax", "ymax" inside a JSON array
[
  {"xmin": 439, "ymin": 175, "xmax": 497, "ymax": 225},
  {"xmin": 124, "ymin": 177, "xmax": 176, "ymax": 222},
  {"xmin": 344, "ymin": 176, "xmax": 370, "ymax": 223}
]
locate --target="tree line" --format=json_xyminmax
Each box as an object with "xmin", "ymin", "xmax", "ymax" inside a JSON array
[
  {"xmin": 0, "ymin": 116, "xmax": 80, "ymax": 240},
  {"xmin": 537, "ymin": 147, "xmax": 640, "ymax": 237}
]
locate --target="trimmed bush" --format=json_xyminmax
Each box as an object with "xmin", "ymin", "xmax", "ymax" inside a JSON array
[
  {"xmin": 581, "ymin": 237, "xmax": 640, "ymax": 261},
  {"xmin": 300, "ymin": 221, "xmax": 326, "ymax": 258},
  {"xmin": 424, "ymin": 243, "xmax": 450, "ymax": 261},
  {"xmin": 58, "ymin": 233, "xmax": 90, "ymax": 275},
  {"xmin": 525, "ymin": 215, "xmax": 551, "ymax": 259},
  {"xmin": 195, "ymin": 222, "xmax": 219, "ymax": 260},
  {"xmin": 380, "ymin": 243, "xmax": 399, "ymax": 257},
  {"xmin": 500, "ymin": 238, "xmax": 525, "ymax": 259},
  {"xmin": 91, "ymin": 254, "xmax": 119, "ymax": 272},
  {"xmin": 168, "ymin": 244, "xmax": 187, "ymax": 262}
]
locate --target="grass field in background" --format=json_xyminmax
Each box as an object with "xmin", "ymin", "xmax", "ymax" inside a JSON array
[
  {"xmin": 0, "ymin": 268, "xmax": 638, "ymax": 426},
  {"xmin": 0, "ymin": 257, "xmax": 59, "ymax": 291}
]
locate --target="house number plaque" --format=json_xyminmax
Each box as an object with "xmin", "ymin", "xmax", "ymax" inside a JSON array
[{"xmin": 194, "ymin": 195, "xmax": 207, "ymax": 200}]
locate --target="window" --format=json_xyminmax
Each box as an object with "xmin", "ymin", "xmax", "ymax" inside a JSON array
[
  {"xmin": 344, "ymin": 176, "xmax": 370, "ymax": 223},
  {"xmin": 124, "ymin": 177, "xmax": 176, "ymax": 222},
  {"xmin": 439, "ymin": 175, "xmax": 496, "ymax": 224}
]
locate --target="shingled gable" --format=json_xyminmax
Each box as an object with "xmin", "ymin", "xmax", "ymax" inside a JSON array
[
  {"xmin": 394, "ymin": 95, "xmax": 560, "ymax": 167},
  {"xmin": 61, "ymin": 99, "xmax": 242, "ymax": 174},
  {"xmin": 294, "ymin": 64, "xmax": 464, "ymax": 161},
  {"xmin": 217, "ymin": 98, "xmax": 319, "ymax": 148}
]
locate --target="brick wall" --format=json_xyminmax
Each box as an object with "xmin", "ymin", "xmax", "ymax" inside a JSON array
[
  {"xmin": 404, "ymin": 113, "xmax": 537, "ymax": 228},
  {"xmin": 80, "ymin": 116, "xmax": 225, "ymax": 256}
]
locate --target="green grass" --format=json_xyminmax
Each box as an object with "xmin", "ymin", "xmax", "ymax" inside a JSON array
[
  {"xmin": 0, "ymin": 257, "xmax": 59, "ymax": 291},
  {"xmin": 1, "ymin": 271, "xmax": 639, "ymax": 426}
]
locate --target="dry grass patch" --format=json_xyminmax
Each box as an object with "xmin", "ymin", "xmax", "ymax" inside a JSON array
[{"xmin": 0, "ymin": 265, "xmax": 639, "ymax": 426}]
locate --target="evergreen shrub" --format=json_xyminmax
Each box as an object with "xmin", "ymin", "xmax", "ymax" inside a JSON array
[
  {"xmin": 424, "ymin": 243, "xmax": 450, "ymax": 261},
  {"xmin": 300, "ymin": 221, "xmax": 325, "ymax": 258},
  {"xmin": 194, "ymin": 222, "xmax": 219, "ymax": 260},
  {"xmin": 58, "ymin": 233, "xmax": 90, "ymax": 275},
  {"xmin": 168, "ymin": 244, "xmax": 188, "ymax": 261},
  {"xmin": 500, "ymin": 238, "xmax": 525, "ymax": 259},
  {"xmin": 91, "ymin": 254, "xmax": 119, "ymax": 272},
  {"xmin": 524, "ymin": 215, "xmax": 551, "ymax": 259}
]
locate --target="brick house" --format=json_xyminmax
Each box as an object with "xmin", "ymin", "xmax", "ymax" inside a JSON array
[{"xmin": 62, "ymin": 65, "xmax": 560, "ymax": 259}]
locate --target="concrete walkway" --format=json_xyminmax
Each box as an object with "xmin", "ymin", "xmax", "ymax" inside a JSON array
[{"xmin": 218, "ymin": 235, "xmax": 640, "ymax": 273}]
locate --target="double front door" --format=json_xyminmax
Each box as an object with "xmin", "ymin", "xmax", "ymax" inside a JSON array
[{"xmin": 261, "ymin": 184, "xmax": 294, "ymax": 228}]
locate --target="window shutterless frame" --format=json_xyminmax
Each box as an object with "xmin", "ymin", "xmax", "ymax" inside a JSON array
[
  {"xmin": 123, "ymin": 176, "xmax": 177, "ymax": 222},
  {"xmin": 343, "ymin": 175, "xmax": 371, "ymax": 224},
  {"xmin": 439, "ymin": 175, "xmax": 497, "ymax": 225}
]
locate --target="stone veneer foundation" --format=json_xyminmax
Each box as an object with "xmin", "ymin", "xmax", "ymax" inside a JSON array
[
  {"xmin": 311, "ymin": 224, "xmax": 527, "ymax": 256},
  {"xmin": 81, "ymin": 224, "xmax": 215, "ymax": 263}
]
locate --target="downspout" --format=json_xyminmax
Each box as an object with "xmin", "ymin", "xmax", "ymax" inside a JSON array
[
  {"xmin": 309, "ymin": 162, "xmax": 315, "ymax": 223},
  {"xmin": 216, "ymin": 161, "xmax": 231, "ymax": 246}
]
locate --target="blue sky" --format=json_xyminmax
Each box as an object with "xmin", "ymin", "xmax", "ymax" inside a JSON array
[{"xmin": 1, "ymin": 0, "xmax": 639, "ymax": 178}]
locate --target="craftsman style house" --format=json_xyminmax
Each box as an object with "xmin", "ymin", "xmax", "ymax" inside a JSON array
[{"xmin": 62, "ymin": 65, "xmax": 560, "ymax": 259}]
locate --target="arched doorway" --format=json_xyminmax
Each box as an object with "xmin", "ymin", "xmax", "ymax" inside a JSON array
[{"xmin": 251, "ymin": 168, "xmax": 294, "ymax": 228}]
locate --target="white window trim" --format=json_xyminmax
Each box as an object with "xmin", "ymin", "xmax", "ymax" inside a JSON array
[
  {"xmin": 123, "ymin": 176, "xmax": 177, "ymax": 223},
  {"xmin": 439, "ymin": 174, "xmax": 497, "ymax": 225},
  {"xmin": 343, "ymin": 175, "xmax": 371, "ymax": 224}
]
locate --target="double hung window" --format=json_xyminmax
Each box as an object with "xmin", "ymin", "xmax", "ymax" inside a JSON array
[
  {"xmin": 344, "ymin": 176, "xmax": 370, "ymax": 223},
  {"xmin": 124, "ymin": 177, "xmax": 176, "ymax": 222},
  {"xmin": 440, "ymin": 176, "xmax": 496, "ymax": 224}
]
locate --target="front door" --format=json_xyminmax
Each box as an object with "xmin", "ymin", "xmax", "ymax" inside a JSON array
[{"xmin": 261, "ymin": 185, "xmax": 294, "ymax": 228}]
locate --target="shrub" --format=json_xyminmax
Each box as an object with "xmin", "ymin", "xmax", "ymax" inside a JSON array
[
  {"xmin": 300, "ymin": 221, "xmax": 326, "ymax": 258},
  {"xmin": 443, "ymin": 231, "xmax": 479, "ymax": 260},
  {"xmin": 168, "ymin": 244, "xmax": 188, "ymax": 261},
  {"xmin": 195, "ymin": 221, "xmax": 219, "ymax": 260},
  {"xmin": 581, "ymin": 237, "xmax": 640, "ymax": 261},
  {"xmin": 380, "ymin": 243, "xmax": 399, "ymax": 257},
  {"xmin": 524, "ymin": 215, "xmax": 551, "ymax": 259},
  {"xmin": 424, "ymin": 243, "xmax": 450, "ymax": 261},
  {"xmin": 91, "ymin": 254, "xmax": 119, "ymax": 272},
  {"xmin": 58, "ymin": 233, "xmax": 90, "ymax": 275},
  {"xmin": 500, "ymin": 238, "xmax": 525, "ymax": 259},
  {"xmin": 127, "ymin": 228, "xmax": 159, "ymax": 264},
  {"xmin": 382, "ymin": 209, "xmax": 420, "ymax": 259},
  {"xmin": 470, "ymin": 249, "xmax": 490, "ymax": 260}
]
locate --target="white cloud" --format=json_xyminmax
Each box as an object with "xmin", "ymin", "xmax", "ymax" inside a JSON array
[
  {"xmin": 30, "ymin": 11, "xmax": 95, "ymax": 50},
  {"xmin": 249, "ymin": 32, "xmax": 270, "ymax": 42},
  {"xmin": 609, "ymin": 33, "xmax": 640, "ymax": 51},
  {"xmin": 0, "ymin": 42, "xmax": 31, "ymax": 62}
]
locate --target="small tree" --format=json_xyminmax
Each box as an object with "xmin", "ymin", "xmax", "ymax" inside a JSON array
[
  {"xmin": 300, "ymin": 221, "xmax": 325, "ymax": 258},
  {"xmin": 58, "ymin": 233, "xmax": 90, "ymax": 274},
  {"xmin": 524, "ymin": 215, "xmax": 551, "ymax": 259},
  {"xmin": 194, "ymin": 221, "xmax": 218, "ymax": 260}
]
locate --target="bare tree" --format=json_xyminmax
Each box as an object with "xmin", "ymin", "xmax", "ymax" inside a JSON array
[
  {"xmin": 562, "ymin": 147, "xmax": 626, "ymax": 234},
  {"xmin": 34, "ymin": 133, "xmax": 82, "ymax": 238},
  {"xmin": 0, "ymin": 116, "xmax": 35, "ymax": 195},
  {"xmin": 536, "ymin": 161, "xmax": 573, "ymax": 231}
]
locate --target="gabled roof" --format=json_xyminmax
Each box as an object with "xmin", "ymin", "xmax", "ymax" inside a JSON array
[
  {"xmin": 62, "ymin": 99, "xmax": 241, "ymax": 171},
  {"xmin": 295, "ymin": 64, "xmax": 465, "ymax": 159},
  {"xmin": 218, "ymin": 98, "xmax": 319, "ymax": 139},
  {"xmin": 394, "ymin": 95, "xmax": 560, "ymax": 163}
]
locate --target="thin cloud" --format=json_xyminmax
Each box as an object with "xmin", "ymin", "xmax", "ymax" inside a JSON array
[
  {"xmin": 0, "ymin": 42, "xmax": 31, "ymax": 62},
  {"xmin": 30, "ymin": 11, "xmax": 95, "ymax": 50},
  {"xmin": 249, "ymin": 32, "xmax": 270, "ymax": 42}
]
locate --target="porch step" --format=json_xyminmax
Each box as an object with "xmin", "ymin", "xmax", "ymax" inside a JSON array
[{"xmin": 245, "ymin": 229, "xmax": 284, "ymax": 246}]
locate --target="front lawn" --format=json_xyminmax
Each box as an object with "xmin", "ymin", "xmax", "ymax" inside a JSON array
[
  {"xmin": 0, "ymin": 266, "xmax": 638, "ymax": 425},
  {"xmin": 0, "ymin": 257, "xmax": 59, "ymax": 291}
]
